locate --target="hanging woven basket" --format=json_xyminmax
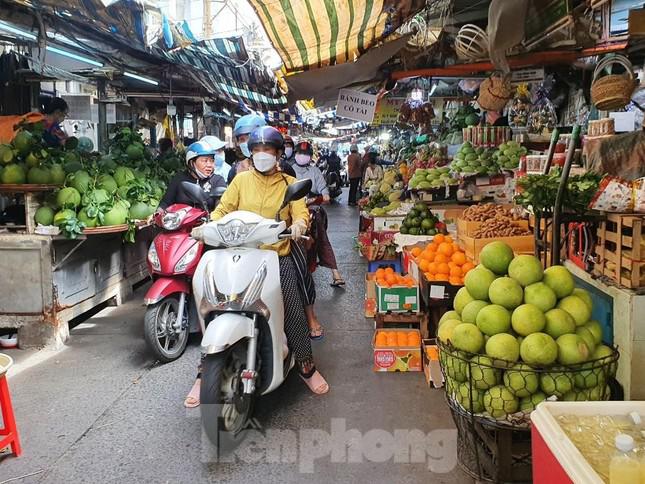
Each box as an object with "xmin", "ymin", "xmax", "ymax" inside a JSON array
[
  {"xmin": 455, "ymin": 24, "xmax": 489, "ymax": 61},
  {"xmin": 477, "ymin": 72, "xmax": 513, "ymax": 112},
  {"xmin": 591, "ymin": 55, "xmax": 637, "ymax": 111}
]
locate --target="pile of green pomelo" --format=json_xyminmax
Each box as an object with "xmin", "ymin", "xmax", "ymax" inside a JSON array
[{"xmin": 438, "ymin": 241, "xmax": 615, "ymax": 420}]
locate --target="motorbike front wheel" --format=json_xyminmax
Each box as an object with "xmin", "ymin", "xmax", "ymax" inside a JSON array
[
  {"xmin": 201, "ymin": 344, "xmax": 255, "ymax": 453},
  {"xmin": 143, "ymin": 296, "xmax": 189, "ymax": 363}
]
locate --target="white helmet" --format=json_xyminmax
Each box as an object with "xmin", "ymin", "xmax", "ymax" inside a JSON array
[{"xmin": 200, "ymin": 135, "xmax": 226, "ymax": 151}]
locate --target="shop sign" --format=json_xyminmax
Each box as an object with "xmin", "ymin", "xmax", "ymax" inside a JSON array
[
  {"xmin": 336, "ymin": 89, "xmax": 377, "ymax": 123},
  {"xmin": 511, "ymin": 68, "xmax": 545, "ymax": 84},
  {"xmin": 372, "ymin": 97, "xmax": 405, "ymax": 126}
]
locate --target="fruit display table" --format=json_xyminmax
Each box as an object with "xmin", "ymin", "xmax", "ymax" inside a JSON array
[
  {"xmin": 564, "ymin": 260, "xmax": 645, "ymax": 400},
  {"xmin": 0, "ymin": 225, "xmax": 154, "ymax": 348},
  {"xmin": 0, "ymin": 184, "xmax": 62, "ymax": 233}
]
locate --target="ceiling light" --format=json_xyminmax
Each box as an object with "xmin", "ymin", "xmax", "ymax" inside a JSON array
[{"xmin": 124, "ymin": 71, "xmax": 159, "ymax": 86}]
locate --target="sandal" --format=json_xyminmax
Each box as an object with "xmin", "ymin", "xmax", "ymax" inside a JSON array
[
  {"xmin": 300, "ymin": 370, "xmax": 330, "ymax": 395},
  {"xmin": 330, "ymin": 278, "xmax": 346, "ymax": 287},
  {"xmin": 184, "ymin": 377, "xmax": 201, "ymax": 408},
  {"xmin": 310, "ymin": 326, "xmax": 324, "ymax": 340}
]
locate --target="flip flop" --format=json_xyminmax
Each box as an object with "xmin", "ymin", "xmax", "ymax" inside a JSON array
[
  {"xmin": 300, "ymin": 370, "xmax": 330, "ymax": 395},
  {"xmin": 310, "ymin": 327, "xmax": 324, "ymax": 340},
  {"xmin": 184, "ymin": 379, "xmax": 201, "ymax": 408},
  {"xmin": 330, "ymin": 278, "xmax": 346, "ymax": 287}
]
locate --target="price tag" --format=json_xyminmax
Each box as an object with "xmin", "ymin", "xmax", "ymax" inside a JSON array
[
  {"xmin": 384, "ymin": 294, "xmax": 399, "ymax": 303},
  {"xmin": 405, "ymin": 296, "xmax": 417, "ymax": 305},
  {"xmin": 430, "ymin": 285, "xmax": 445, "ymax": 299}
]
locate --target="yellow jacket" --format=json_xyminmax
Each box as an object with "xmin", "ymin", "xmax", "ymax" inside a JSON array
[{"xmin": 211, "ymin": 169, "xmax": 309, "ymax": 256}]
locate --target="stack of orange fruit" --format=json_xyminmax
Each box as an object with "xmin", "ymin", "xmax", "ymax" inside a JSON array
[
  {"xmin": 375, "ymin": 330, "xmax": 421, "ymax": 347},
  {"xmin": 374, "ymin": 267, "xmax": 416, "ymax": 288},
  {"xmin": 410, "ymin": 234, "xmax": 475, "ymax": 286}
]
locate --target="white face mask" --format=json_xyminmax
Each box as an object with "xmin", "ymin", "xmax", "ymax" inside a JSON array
[
  {"xmin": 295, "ymin": 154, "xmax": 311, "ymax": 166},
  {"xmin": 284, "ymin": 147, "xmax": 294, "ymax": 158},
  {"xmin": 239, "ymin": 142, "xmax": 251, "ymax": 158},
  {"xmin": 253, "ymin": 152, "xmax": 277, "ymax": 173}
]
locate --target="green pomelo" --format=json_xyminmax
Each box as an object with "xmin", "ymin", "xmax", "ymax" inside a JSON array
[
  {"xmin": 114, "ymin": 166, "xmax": 135, "ymax": 187},
  {"xmin": 56, "ymin": 187, "xmax": 81, "ymax": 209},
  {"xmin": 34, "ymin": 206, "xmax": 55, "ymax": 226},
  {"xmin": 454, "ymin": 287, "xmax": 476, "ymax": 315},
  {"xmin": 53, "ymin": 209, "xmax": 76, "ymax": 227},
  {"xmin": 49, "ymin": 164, "xmax": 66, "ymax": 184},
  {"xmin": 82, "ymin": 189, "xmax": 110, "ymax": 207},
  {"xmin": 451, "ymin": 323, "xmax": 484, "ymax": 354},
  {"xmin": 69, "ymin": 170, "xmax": 92, "ymax": 194},
  {"xmin": 544, "ymin": 309, "xmax": 576, "ymax": 339},
  {"xmin": 540, "ymin": 371, "xmax": 573, "ymax": 398},
  {"xmin": 585, "ymin": 321, "xmax": 603, "ymax": 345},
  {"xmin": 489, "ymin": 277, "xmax": 524, "ymax": 309},
  {"xmin": 574, "ymin": 362, "xmax": 606, "ymax": 390},
  {"xmin": 511, "ymin": 304, "xmax": 546, "ymax": 336},
  {"xmin": 485, "ymin": 333, "xmax": 520, "ymax": 363},
  {"xmin": 97, "ymin": 174, "xmax": 118, "ymax": 194},
  {"xmin": 592, "ymin": 344, "xmax": 613, "ymax": 361},
  {"xmin": 483, "ymin": 385, "xmax": 519, "ymax": 418},
  {"xmin": 465, "ymin": 267, "xmax": 496, "ymax": 301},
  {"xmin": 479, "ymin": 241, "xmax": 514, "ymax": 275},
  {"xmin": 519, "ymin": 392, "xmax": 546, "ymax": 413},
  {"xmin": 439, "ymin": 311, "xmax": 461, "ymax": 326},
  {"xmin": 520, "ymin": 332, "xmax": 558, "ymax": 366},
  {"xmin": 27, "ymin": 166, "xmax": 51, "ymax": 184},
  {"xmin": 461, "ymin": 300, "xmax": 490, "ymax": 325},
  {"xmin": 469, "ymin": 355, "xmax": 502, "ymax": 390},
  {"xmin": 543, "ymin": 265, "xmax": 575, "ymax": 298},
  {"xmin": 476, "ymin": 304, "xmax": 511, "ymax": 336},
  {"xmin": 576, "ymin": 327, "xmax": 597, "ymax": 354},
  {"xmin": 102, "ymin": 206, "xmax": 127, "ymax": 226},
  {"xmin": 443, "ymin": 352, "xmax": 468, "ymax": 382},
  {"xmin": 556, "ymin": 334, "xmax": 590, "ymax": 365},
  {"xmin": 456, "ymin": 382, "xmax": 484, "ymax": 413},
  {"xmin": 557, "ymin": 295, "xmax": 591, "ymax": 326},
  {"xmin": 1, "ymin": 163, "xmax": 26, "ymax": 184},
  {"xmin": 126, "ymin": 144, "xmax": 144, "ymax": 160},
  {"xmin": 12, "ymin": 130, "xmax": 33, "ymax": 155},
  {"xmin": 438, "ymin": 320, "xmax": 462, "ymax": 344},
  {"xmin": 504, "ymin": 363, "xmax": 539, "ymax": 398},
  {"xmin": 129, "ymin": 201, "xmax": 153, "ymax": 220},
  {"xmin": 508, "ymin": 255, "xmax": 544, "ymax": 287},
  {"xmin": 524, "ymin": 282, "xmax": 557, "ymax": 312},
  {"xmin": 77, "ymin": 208, "xmax": 98, "ymax": 228},
  {"xmin": 572, "ymin": 288, "xmax": 593, "ymax": 311}
]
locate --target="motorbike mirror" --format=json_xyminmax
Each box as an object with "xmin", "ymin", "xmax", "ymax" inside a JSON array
[
  {"xmin": 180, "ymin": 181, "xmax": 209, "ymax": 210},
  {"xmin": 212, "ymin": 186, "xmax": 227, "ymax": 198},
  {"xmin": 276, "ymin": 179, "xmax": 312, "ymax": 220}
]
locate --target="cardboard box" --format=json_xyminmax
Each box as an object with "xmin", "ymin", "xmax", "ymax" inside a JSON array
[
  {"xmin": 461, "ymin": 234, "xmax": 535, "ymax": 264},
  {"xmin": 372, "ymin": 329, "xmax": 422, "ymax": 372},
  {"xmin": 422, "ymin": 339, "xmax": 444, "ymax": 388},
  {"xmin": 457, "ymin": 218, "xmax": 530, "ymax": 240},
  {"xmin": 373, "ymin": 216, "xmax": 406, "ymax": 232},
  {"xmin": 365, "ymin": 273, "xmax": 376, "ymax": 318},
  {"xmin": 376, "ymin": 284, "xmax": 419, "ymax": 313}
]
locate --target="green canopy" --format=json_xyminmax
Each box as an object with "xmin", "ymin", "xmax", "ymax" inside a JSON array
[{"xmin": 249, "ymin": 0, "xmax": 425, "ymax": 73}]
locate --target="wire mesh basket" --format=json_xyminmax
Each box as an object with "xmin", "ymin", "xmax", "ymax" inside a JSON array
[{"xmin": 439, "ymin": 340, "xmax": 619, "ymax": 428}]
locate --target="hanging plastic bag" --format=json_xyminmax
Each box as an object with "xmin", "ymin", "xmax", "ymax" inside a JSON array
[
  {"xmin": 508, "ymin": 84, "xmax": 532, "ymax": 129},
  {"xmin": 527, "ymin": 82, "xmax": 557, "ymax": 137}
]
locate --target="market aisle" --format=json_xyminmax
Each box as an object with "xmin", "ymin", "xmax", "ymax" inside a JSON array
[{"xmin": 1, "ymin": 191, "xmax": 471, "ymax": 484}]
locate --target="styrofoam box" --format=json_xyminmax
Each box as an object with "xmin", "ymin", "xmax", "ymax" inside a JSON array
[{"xmin": 531, "ymin": 401, "xmax": 645, "ymax": 484}]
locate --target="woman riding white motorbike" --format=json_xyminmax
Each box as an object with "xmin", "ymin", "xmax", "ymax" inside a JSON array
[{"xmin": 191, "ymin": 126, "xmax": 329, "ymax": 399}]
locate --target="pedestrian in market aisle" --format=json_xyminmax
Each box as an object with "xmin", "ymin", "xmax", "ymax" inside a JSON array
[
  {"xmin": 227, "ymin": 114, "xmax": 267, "ymax": 184},
  {"xmin": 363, "ymin": 152, "xmax": 384, "ymax": 186},
  {"xmin": 347, "ymin": 144, "xmax": 363, "ymax": 206}
]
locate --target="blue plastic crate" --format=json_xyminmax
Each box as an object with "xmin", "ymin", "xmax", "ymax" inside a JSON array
[
  {"xmin": 368, "ymin": 258, "xmax": 402, "ymax": 274},
  {"xmin": 572, "ymin": 276, "xmax": 614, "ymax": 345}
]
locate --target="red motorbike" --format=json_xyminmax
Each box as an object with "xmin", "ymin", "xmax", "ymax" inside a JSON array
[{"xmin": 143, "ymin": 184, "xmax": 221, "ymax": 362}]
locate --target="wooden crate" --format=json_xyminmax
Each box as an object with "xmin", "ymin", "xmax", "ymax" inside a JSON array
[
  {"xmin": 375, "ymin": 312, "xmax": 429, "ymax": 339},
  {"xmin": 461, "ymin": 235, "xmax": 535, "ymax": 264},
  {"xmin": 594, "ymin": 214, "xmax": 645, "ymax": 289},
  {"xmin": 457, "ymin": 218, "xmax": 529, "ymax": 241}
]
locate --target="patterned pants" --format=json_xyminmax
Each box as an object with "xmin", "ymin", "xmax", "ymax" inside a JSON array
[
  {"xmin": 279, "ymin": 254, "xmax": 313, "ymax": 366},
  {"xmin": 290, "ymin": 240, "xmax": 316, "ymax": 306}
]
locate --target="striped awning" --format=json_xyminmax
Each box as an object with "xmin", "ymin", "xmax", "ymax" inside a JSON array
[{"xmin": 248, "ymin": 0, "xmax": 426, "ymax": 73}]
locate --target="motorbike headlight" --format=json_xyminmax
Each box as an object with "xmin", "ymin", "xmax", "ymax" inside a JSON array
[
  {"xmin": 148, "ymin": 244, "xmax": 161, "ymax": 271},
  {"xmin": 217, "ymin": 219, "xmax": 257, "ymax": 246},
  {"xmin": 162, "ymin": 210, "xmax": 186, "ymax": 230},
  {"xmin": 203, "ymin": 261, "xmax": 268, "ymax": 311},
  {"xmin": 174, "ymin": 242, "xmax": 199, "ymax": 273}
]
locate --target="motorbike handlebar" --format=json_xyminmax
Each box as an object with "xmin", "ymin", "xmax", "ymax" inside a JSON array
[{"xmin": 279, "ymin": 232, "xmax": 310, "ymax": 241}]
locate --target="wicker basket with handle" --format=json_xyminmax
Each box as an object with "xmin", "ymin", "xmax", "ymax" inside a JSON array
[
  {"xmin": 591, "ymin": 55, "xmax": 637, "ymax": 111},
  {"xmin": 455, "ymin": 24, "xmax": 489, "ymax": 61},
  {"xmin": 477, "ymin": 72, "xmax": 513, "ymax": 112}
]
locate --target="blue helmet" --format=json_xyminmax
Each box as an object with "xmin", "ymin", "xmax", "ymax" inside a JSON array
[
  {"xmin": 248, "ymin": 126, "xmax": 284, "ymax": 151},
  {"xmin": 185, "ymin": 140, "xmax": 216, "ymax": 166},
  {"xmin": 233, "ymin": 114, "xmax": 267, "ymax": 138}
]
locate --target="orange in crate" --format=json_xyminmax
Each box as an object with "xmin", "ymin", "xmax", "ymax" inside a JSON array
[
  {"xmin": 373, "ymin": 329, "xmax": 423, "ymax": 372},
  {"xmin": 411, "ymin": 236, "xmax": 476, "ymax": 287}
]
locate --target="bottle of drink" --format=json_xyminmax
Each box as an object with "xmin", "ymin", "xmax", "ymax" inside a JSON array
[{"xmin": 610, "ymin": 434, "xmax": 641, "ymax": 484}]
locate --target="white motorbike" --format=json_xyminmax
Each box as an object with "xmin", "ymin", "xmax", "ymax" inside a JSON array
[{"xmin": 186, "ymin": 179, "xmax": 312, "ymax": 451}]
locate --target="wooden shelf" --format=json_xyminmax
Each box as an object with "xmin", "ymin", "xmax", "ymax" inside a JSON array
[
  {"xmin": 391, "ymin": 42, "xmax": 628, "ymax": 80},
  {"xmin": 0, "ymin": 184, "xmax": 62, "ymax": 193}
]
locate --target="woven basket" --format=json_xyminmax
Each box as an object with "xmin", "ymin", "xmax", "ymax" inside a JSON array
[
  {"xmin": 591, "ymin": 55, "xmax": 637, "ymax": 111},
  {"xmin": 455, "ymin": 24, "xmax": 489, "ymax": 61},
  {"xmin": 477, "ymin": 73, "xmax": 513, "ymax": 112}
]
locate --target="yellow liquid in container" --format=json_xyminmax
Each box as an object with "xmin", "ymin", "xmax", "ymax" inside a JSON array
[{"xmin": 609, "ymin": 455, "xmax": 640, "ymax": 483}]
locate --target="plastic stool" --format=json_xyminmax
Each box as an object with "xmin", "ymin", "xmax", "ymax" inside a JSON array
[{"xmin": 0, "ymin": 354, "xmax": 21, "ymax": 457}]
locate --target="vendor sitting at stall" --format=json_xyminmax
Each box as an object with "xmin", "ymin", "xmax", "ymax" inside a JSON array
[
  {"xmin": 363, "ymin": 152, "xmax": 384, "ymax": 186},
  {"xmin": 41, "ymin": 97, "xmax": 69, "ymax": 148}
]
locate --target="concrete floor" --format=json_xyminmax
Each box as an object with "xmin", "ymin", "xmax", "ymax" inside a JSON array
[{"xmin": 0, "ymin": 193, "xmax": 472, "ymax": 484}]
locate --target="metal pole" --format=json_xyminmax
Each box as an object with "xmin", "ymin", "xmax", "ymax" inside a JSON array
[{"xmin": 97, "ymin": 80, "xmax": 108, "ymax": 151}]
